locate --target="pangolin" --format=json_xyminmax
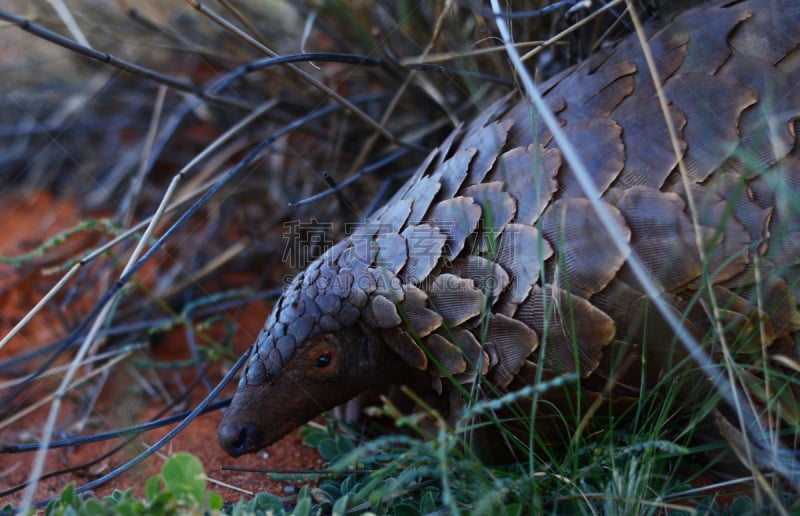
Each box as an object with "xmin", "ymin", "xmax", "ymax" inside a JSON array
[{"xmin": 218, "ymin": 0, "xmax": 800, "ymax": 460}]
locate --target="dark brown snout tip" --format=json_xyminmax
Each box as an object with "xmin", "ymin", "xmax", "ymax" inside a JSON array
[{"xmin": 217, "ymin": 420, "xmax": 259, "ymax": 457}]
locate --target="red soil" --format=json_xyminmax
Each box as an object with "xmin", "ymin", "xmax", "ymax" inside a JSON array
[{"xmin": 0, "ymin": 191, "xmax": 322, "ymax": 509}]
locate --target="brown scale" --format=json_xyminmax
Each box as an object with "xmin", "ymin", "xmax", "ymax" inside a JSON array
[{"xmin": 218, "ymin": 0, "xmax": 800, "ymax": 471}]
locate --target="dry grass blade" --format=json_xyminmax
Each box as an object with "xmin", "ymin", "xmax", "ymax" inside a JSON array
[
  {"xmin": 0, "ymin": 9, "xmax": 250, "ymax": 110},
  {"xmin": 183, "ymin": 0, "xmax": 414, "ymax": 151},
  {"xmin": 20, "ymin": 123, "xmax": 185, "ymax": 506}
]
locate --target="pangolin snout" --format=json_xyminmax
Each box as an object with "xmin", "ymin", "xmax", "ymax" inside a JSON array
[{"xmin": 217, "ymin": 419, "xmax": 259, "ymax": 457}]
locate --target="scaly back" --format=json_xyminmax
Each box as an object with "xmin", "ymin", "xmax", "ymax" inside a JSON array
[{"xmin": 219, "ymin": 0, "xmax": 800, "ymax": 460}]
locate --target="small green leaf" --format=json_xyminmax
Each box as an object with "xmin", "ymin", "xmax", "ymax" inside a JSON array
[
  {"xmin": 419, "ymin": 490, "xmax": 438, "ymax": 513},
  {"xmin": 500, "ymin": 503, "xmax": 523, "ymax": 516},
  {"xmin": 113, "ymin": 500, "xmax": 136, "ymax": 516},
  {"xmin": 397, "ymin": 467, "xmax": 420, "ymax": 485},
  {"xmin": 59, "ymin": 483, "xmax": 78, "ymax": 509},
  {"xmin": 144, "ymin": 475, "xmax": 161, "ymax": 501},
  {"xmin": 207, "ymin": 491, "xmax": 224, "ymax": 511},
  {"xmin": 82, "ymin": 498, "xmax": 106, "ymax": 515},
  {"xmin": 340, "ymin": 474, "xmax": 357, "ymax": 494},
  {"xmin": 161, "ymin": 452, "xmax": 205, "ymax": 504},
  {"xmin": 368, "ymin": 489, "xmax": 384, "ymax": 510},
  {"xmin": 318, "ymin": 437, "xmax": 340, "ymax": 460},
  {"xmin": 293, "ymin": 486, "xmax": 312, "ymax": 516},
  {"xmin": 335, "ymin": 435, "xmax": 355, "ymax": 454},
  {"xmin": 147, "ymin": 491, "xmax": 175, "ymax": 512},
  {"xmin": 393, "ymin": 501, "xmax": 421, "ymax": 516},
  {"xmin": 244, "ymin": 492, "xmax": 285, "ymax": 514},
  {"xmin": 300, "ymin": 426, "xmax": 326, "ymax": 447},
  {"xmin": 107, "ymin": 489, "xmax": 126, "ymax": 503},
  {"xmin": 332, "ymin": 494, "xmax": 350, "ymax": 515},
  {"xmin": 320, "ymin": 479, "xmax": 343, "ymax": 499}
]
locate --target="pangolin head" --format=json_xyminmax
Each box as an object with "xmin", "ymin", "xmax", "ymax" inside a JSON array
[{"xmin": 216, "ymin": 239, "xmax": 416, "ymax": 457}]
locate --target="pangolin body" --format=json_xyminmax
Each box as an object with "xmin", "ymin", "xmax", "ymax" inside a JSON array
[{"xmin": 218, "ymin": 0, "xmax": 800, "ymax": 459}]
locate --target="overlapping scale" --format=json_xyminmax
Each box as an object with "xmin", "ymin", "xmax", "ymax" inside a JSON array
[
  {"xmin": 542, "ymin": 198, "xmax": 630, "ymax": 297},
  {"xmin": 461, "ymin": 182, "xmax": 516, "ymax": 253},
  {"xmin": 428, "ymin": 196, "xmax": 482, "ymax": 261},
  {"xmin": 555, "ymin": 118, "xmax": 624, "ymax": 198},
  {"xmin": 515, "ymin": 285, "xmax": 614, "ymax": 376},
  {"xmin": 495, "ymin": 223, "xmax": 552, "ymax": 311},
  {"xmin": 446, "ymin": 254, "xmax": 510, "ymax": 300},
  {"xmin": 490, "ymin": 144, "xmax": 559, "ymax": 225},
  {"xmin": 401, "ymin": 223, "xmax": 447, "ymax": 284},
  {"xmin": 398, "ymin": 284, "xmax": 442, "ymax": 338},
  {"xmin": 427, "ymin": 274, "xmax": 485, "ymax": 328},
  {"xmin": 485, "ymin": 313, "xmax": 539, "ymax": 387},
  {"xmin": 663, "ymin": 73, "xmax": 756, "ymax": 182}
]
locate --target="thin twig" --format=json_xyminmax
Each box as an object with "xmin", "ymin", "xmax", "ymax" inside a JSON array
[
  {"xmin": 520, "ymin": 0, "xmax": 625, "ymax": 62},
  {"xmin": 0, "ymin": 8, "xmax": 250, "ymax": 111},
  {"xmin": 184, "ymin": 0, "xmax": 424, "ymax": 152}
]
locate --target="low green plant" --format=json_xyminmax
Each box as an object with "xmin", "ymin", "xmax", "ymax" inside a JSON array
[
  {"xmin": 289, "ymin": 398, "xmax": 699, "ymax": 515},
  {"xmin": 18, "ymin": 414, "xmax": 768, "ymax": 516},
  {"xmin": 39, "ymin": 453, "xmax": 226, "ymax": 516}
]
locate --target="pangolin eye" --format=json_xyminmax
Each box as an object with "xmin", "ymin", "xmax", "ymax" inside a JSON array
[{"xmin": 315, "ymin": 354, "xmax": 332, "ymax": 368}]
